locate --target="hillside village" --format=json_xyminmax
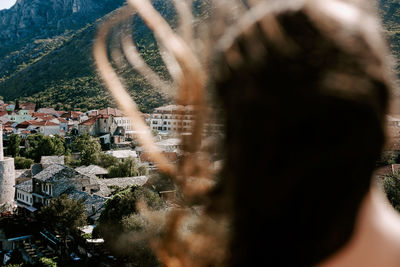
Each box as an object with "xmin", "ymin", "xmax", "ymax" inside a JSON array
[{"xmin": 0, "ymin": 101, "xmax": 196, "ymax": 266}]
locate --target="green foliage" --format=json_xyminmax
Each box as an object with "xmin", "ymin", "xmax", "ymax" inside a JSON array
[
  {"xmin": 38, "ymin": 257, "xmax": 58, "ymax": 267},
  {"xmin": 81, "ymin": 232, "xmax": 92, "ymax": 239},
  {"xmin": 107, "ymin": 157, "xmax": 147, "ymax": 178},
  {"xmin": 378, "ymin": 151, "xmax": 399, "ymax": 166},
  {"xmin": 14, "ymin": 156, "xmax": 34, "ymax": 169},
  {"xmin": 121, "ymin": 213, "xmax": 148, "ymax": 233},
  {"xmin": 6, "ymin": 134, "xmax": 21, "ymax": 157},
  {"xmin": 147, "ymin": 172, "xmax": 176, "ymax": 192},
  {"xmin": 25, "ymin": 134, "xmax": 65, "ymax": 162},
  {"xmin": 98, "ymin": 186, "xmax": 163, "ymax": 264},
  {"xmin": 64, "ymin": 155, "xmax": 81, "ymax": 168},
  {"xmin": 384, "ymin": 172, "xmax": 400, "ymax": 212},
  {"xmin": 119, "ymin": 213, "xmax": 160, "ymax": 266},
  {"xmin": 0, "ymin": 6, "xmax": 172, "ymax": 112},
  {"xmin": 99, "ymin": 186, "xmax": 163, "ymax": 227},
  {"xmin": 72, "ymin": 133, "xmax": 101, "ymax": 166},
  {"xmin": 38, "ymin": 194, "xmax": 87, "ymax": 236},
  {"xmin": 95, "ymin": 153, "xmax": 119, "ymax": 169}
]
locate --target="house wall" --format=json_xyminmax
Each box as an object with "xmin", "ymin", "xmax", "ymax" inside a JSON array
[
  {"xmin": 150, "ymin": 112, "xmax": 194, "ymax": 133},
  {"xmin": 41, "ymin": 126, "xmax": 61, "ymax": 136},
  {"xmin": 16, "ymin": 190, "xmax": 33, "ymax": 206},
  {"xmin": 96, "ymin": 116, "xmax": 117, "ymax": 135},
  {"xmin": 115, "ymin": 116, "xmax": 134, "ymax": 136},
  {"xmin": 78, "ymin": 124, "xmax": 95, "ymax": 135}
]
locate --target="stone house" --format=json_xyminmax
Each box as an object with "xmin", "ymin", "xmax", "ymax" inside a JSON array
[
  {"xmin": 78, "ymin": 114, "xmax": 118, "ymax": 137},
  {"xmin": 30, "ymin": 164, "xmax": 103, "ymax": 207}
]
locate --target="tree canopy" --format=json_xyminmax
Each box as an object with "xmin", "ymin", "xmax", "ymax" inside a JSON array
[
  {"xmin": 25, "ymin": 134, "xmax": 65, "ymax": 162},
  {"xmin": 6, "ymin": 134, "xmax": 21, "ymax": 157},
  {"xmin": 38, "ymin": 194, "xmax": 87, "ymax": 236},
  {"xmin": 72, "ymin": 133, "xmax": 101, "ymax": 166},
  {"xmin": 107, "ymin": 157, "xmax": 148, "ymax": 178}
]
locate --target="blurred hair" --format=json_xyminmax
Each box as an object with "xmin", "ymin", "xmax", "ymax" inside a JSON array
[{"xmin": 93, "ymin": 0, "xmax": 395, "ymax": 266}]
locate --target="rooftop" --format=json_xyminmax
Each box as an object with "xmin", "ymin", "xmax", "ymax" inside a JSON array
[
  {"xmin": 75, "ymin": 165, "xmax": 108, "ymax": 176},
  {"xmin": 66, "ymin": 189, "xmax": 107, "ymax": 220},
  {"xmin": 34, "ymin": 164, "xmax": 83, "ymax": 182},
  {"xmin": 101, "ymin": 176, "xmax": 148, "ymax": 188},
  {"xmin": 14, "ymin": 180, "xmax": 33, "ymax": 193},
  {"xmin": 41, "ymin": 156, "xmax": 65, "ymax": 166}
]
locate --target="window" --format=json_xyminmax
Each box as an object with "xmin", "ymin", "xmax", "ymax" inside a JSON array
[
  {"xmin": 153, "ymin": 121, "xmax": 158, "ymax": 125},
  {"xmin": 168, "ymin": 127, "xmax": 171, "ymax": 130},
  {"xmin": 164, "ymin": 121, "xmax": 167, "ymax": 125},
  {"xmin": 82, "ymin": 187, "xmax": 86, "ymax": 191},
  {"xmin": 168, "ymin": 122, "xmax": 171, "ymax": 125},
  {"xmin": 163, "ymin": 127, "xmax": 167, "ymax": 130}
]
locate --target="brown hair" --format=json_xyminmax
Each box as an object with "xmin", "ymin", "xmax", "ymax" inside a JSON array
[{"xmin": 94, "ymin": 0, "xmax": 395, "ymax": 266}]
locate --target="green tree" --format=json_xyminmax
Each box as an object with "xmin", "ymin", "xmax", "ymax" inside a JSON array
[
  {"xmin": 107, "ymin": 157, "xmax": 147, "ymax": 178},
  {"xmin": 119, "ymin": 213, "xmax": 160, "ymax": 266},
  {"xmin": 25, "ymin": 134, "xmax": 65, "ymax": 162},
  {"xmin": 98, "ymin": 186, "xmax": 163, "ymax": 234},
  {"xmin": 25, "ymin": 133, "xmax": 45, "ymax": 161},
  {"xmin": 6, "ymin": 134, "xmax": 21, "ymax": 157},
  {"xmin": 14, "ymin": 156, "xmax": 34, "ymax": 169},
  {"xmin": 38, "ymin": 257, "xmax": 58, "ymax": 267},
  {"xmin": 384, "ymin": 172, "xmax": 400, "ymax": 212},
  {"xmin": 38, "ymin": 194, "xmax": 87, "ymax": 244},
  {"xmin": 72, "ymin": 133, "xmax": 101, "ymax": 166},
  {"xmin": 95, "ymin": 153, "xmax": 119, "ymax": 169}
]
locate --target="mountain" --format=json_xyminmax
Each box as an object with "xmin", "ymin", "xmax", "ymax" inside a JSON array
[
  {"xmin": 0, "ymin": 0, "xmax": 397, "ymax": 112},
  {"xmin": 0, "ymin": 0, "xmax": 183, "ymax": 112},
  {"xmin": 0, "ymin": 0, "xmax": 124, "ymax": 56},
  {"xmin": 380, "ymin": 0, "xmax": 400, "ymax": 75}
]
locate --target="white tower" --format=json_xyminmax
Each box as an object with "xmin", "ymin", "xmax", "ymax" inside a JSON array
[{"xmin": 0, "ymin": 124, "xmax": 15, "ymax": 207}]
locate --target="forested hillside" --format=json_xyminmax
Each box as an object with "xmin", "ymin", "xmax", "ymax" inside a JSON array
[
  {"xmin": 0, "ymin": 0, "xmax": 181, "ymax": 112},
  {"xmin": 0, "ymin": 0, "xmax": 398, "ymax": 112}
]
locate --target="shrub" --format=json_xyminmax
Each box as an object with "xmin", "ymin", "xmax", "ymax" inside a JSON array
[{"xmin": 14, "ymin": 156, "xmax": 34, "ymax": 169}]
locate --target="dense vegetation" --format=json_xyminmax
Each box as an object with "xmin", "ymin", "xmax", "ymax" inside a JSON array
[
  {"xmin": 380, "ymin": 0, "xmax": 400, "ymax": 76},
  {"xmin": 0, "ymin": 0, "xmax": 179, "ymax": 113}
]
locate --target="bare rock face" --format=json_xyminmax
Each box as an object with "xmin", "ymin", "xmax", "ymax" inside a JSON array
[{"xmin": 0, "ymin": 0, "xmax": 123, "ymax": 55}]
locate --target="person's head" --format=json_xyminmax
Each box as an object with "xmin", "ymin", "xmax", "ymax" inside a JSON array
[
  {"xmin": 212, "ymin": 0, "xmax": 393, "ymax": 265},
  {"xmin": 94, "ymin": 0, "xmax": 395, "ymax": 266}
]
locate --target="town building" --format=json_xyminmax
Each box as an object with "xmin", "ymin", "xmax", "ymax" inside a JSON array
[{"xmin": 150, "ymin": 105, "xmax": 195, "ymax": 134}]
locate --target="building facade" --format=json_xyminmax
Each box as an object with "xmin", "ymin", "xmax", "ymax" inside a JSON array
[{"xmin": 150, "ymin": 105, "xmax": 195, "ymax": 134}]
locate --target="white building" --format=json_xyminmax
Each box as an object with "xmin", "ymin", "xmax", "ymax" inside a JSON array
[
  {"xmin": 105, "ymin": 150, "xmax": 138, "ymax": 161},
  {"xmin": 150, "ymin": 105, "xmax": 195, "ymax": 134}
]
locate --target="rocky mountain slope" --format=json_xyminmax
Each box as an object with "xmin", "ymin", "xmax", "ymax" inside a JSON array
[{"xmin": 0, "ymin": 0, "xmax": 124, "ymax": 56}]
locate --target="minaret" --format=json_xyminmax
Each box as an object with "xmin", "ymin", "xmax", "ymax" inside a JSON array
[
  {"xmin": 0, "ymin": 124, "xmax": 15, "ymax": 207},
  {"xmin": 0, "ymin": 124, "xmax": 4, "ymax": 161}
]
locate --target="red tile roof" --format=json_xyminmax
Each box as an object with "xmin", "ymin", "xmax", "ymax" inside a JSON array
[
  {"xmin": 61, "ymin": 111, "xmax": 82, "ymax": 119},
  {"xmin": 23, "ymin": 120, "xmax": 59, "ymax": 127},
  {"xmin": 79, "ymin": 117, "xmax": 97, "ymax": 126},
  {"xmin": 19, "ymin": 103, "xmax": 36, "ymax": 111},
  {"xmin": 98, "ymin": 107, "xmax": 124, "ymax": 117}
]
